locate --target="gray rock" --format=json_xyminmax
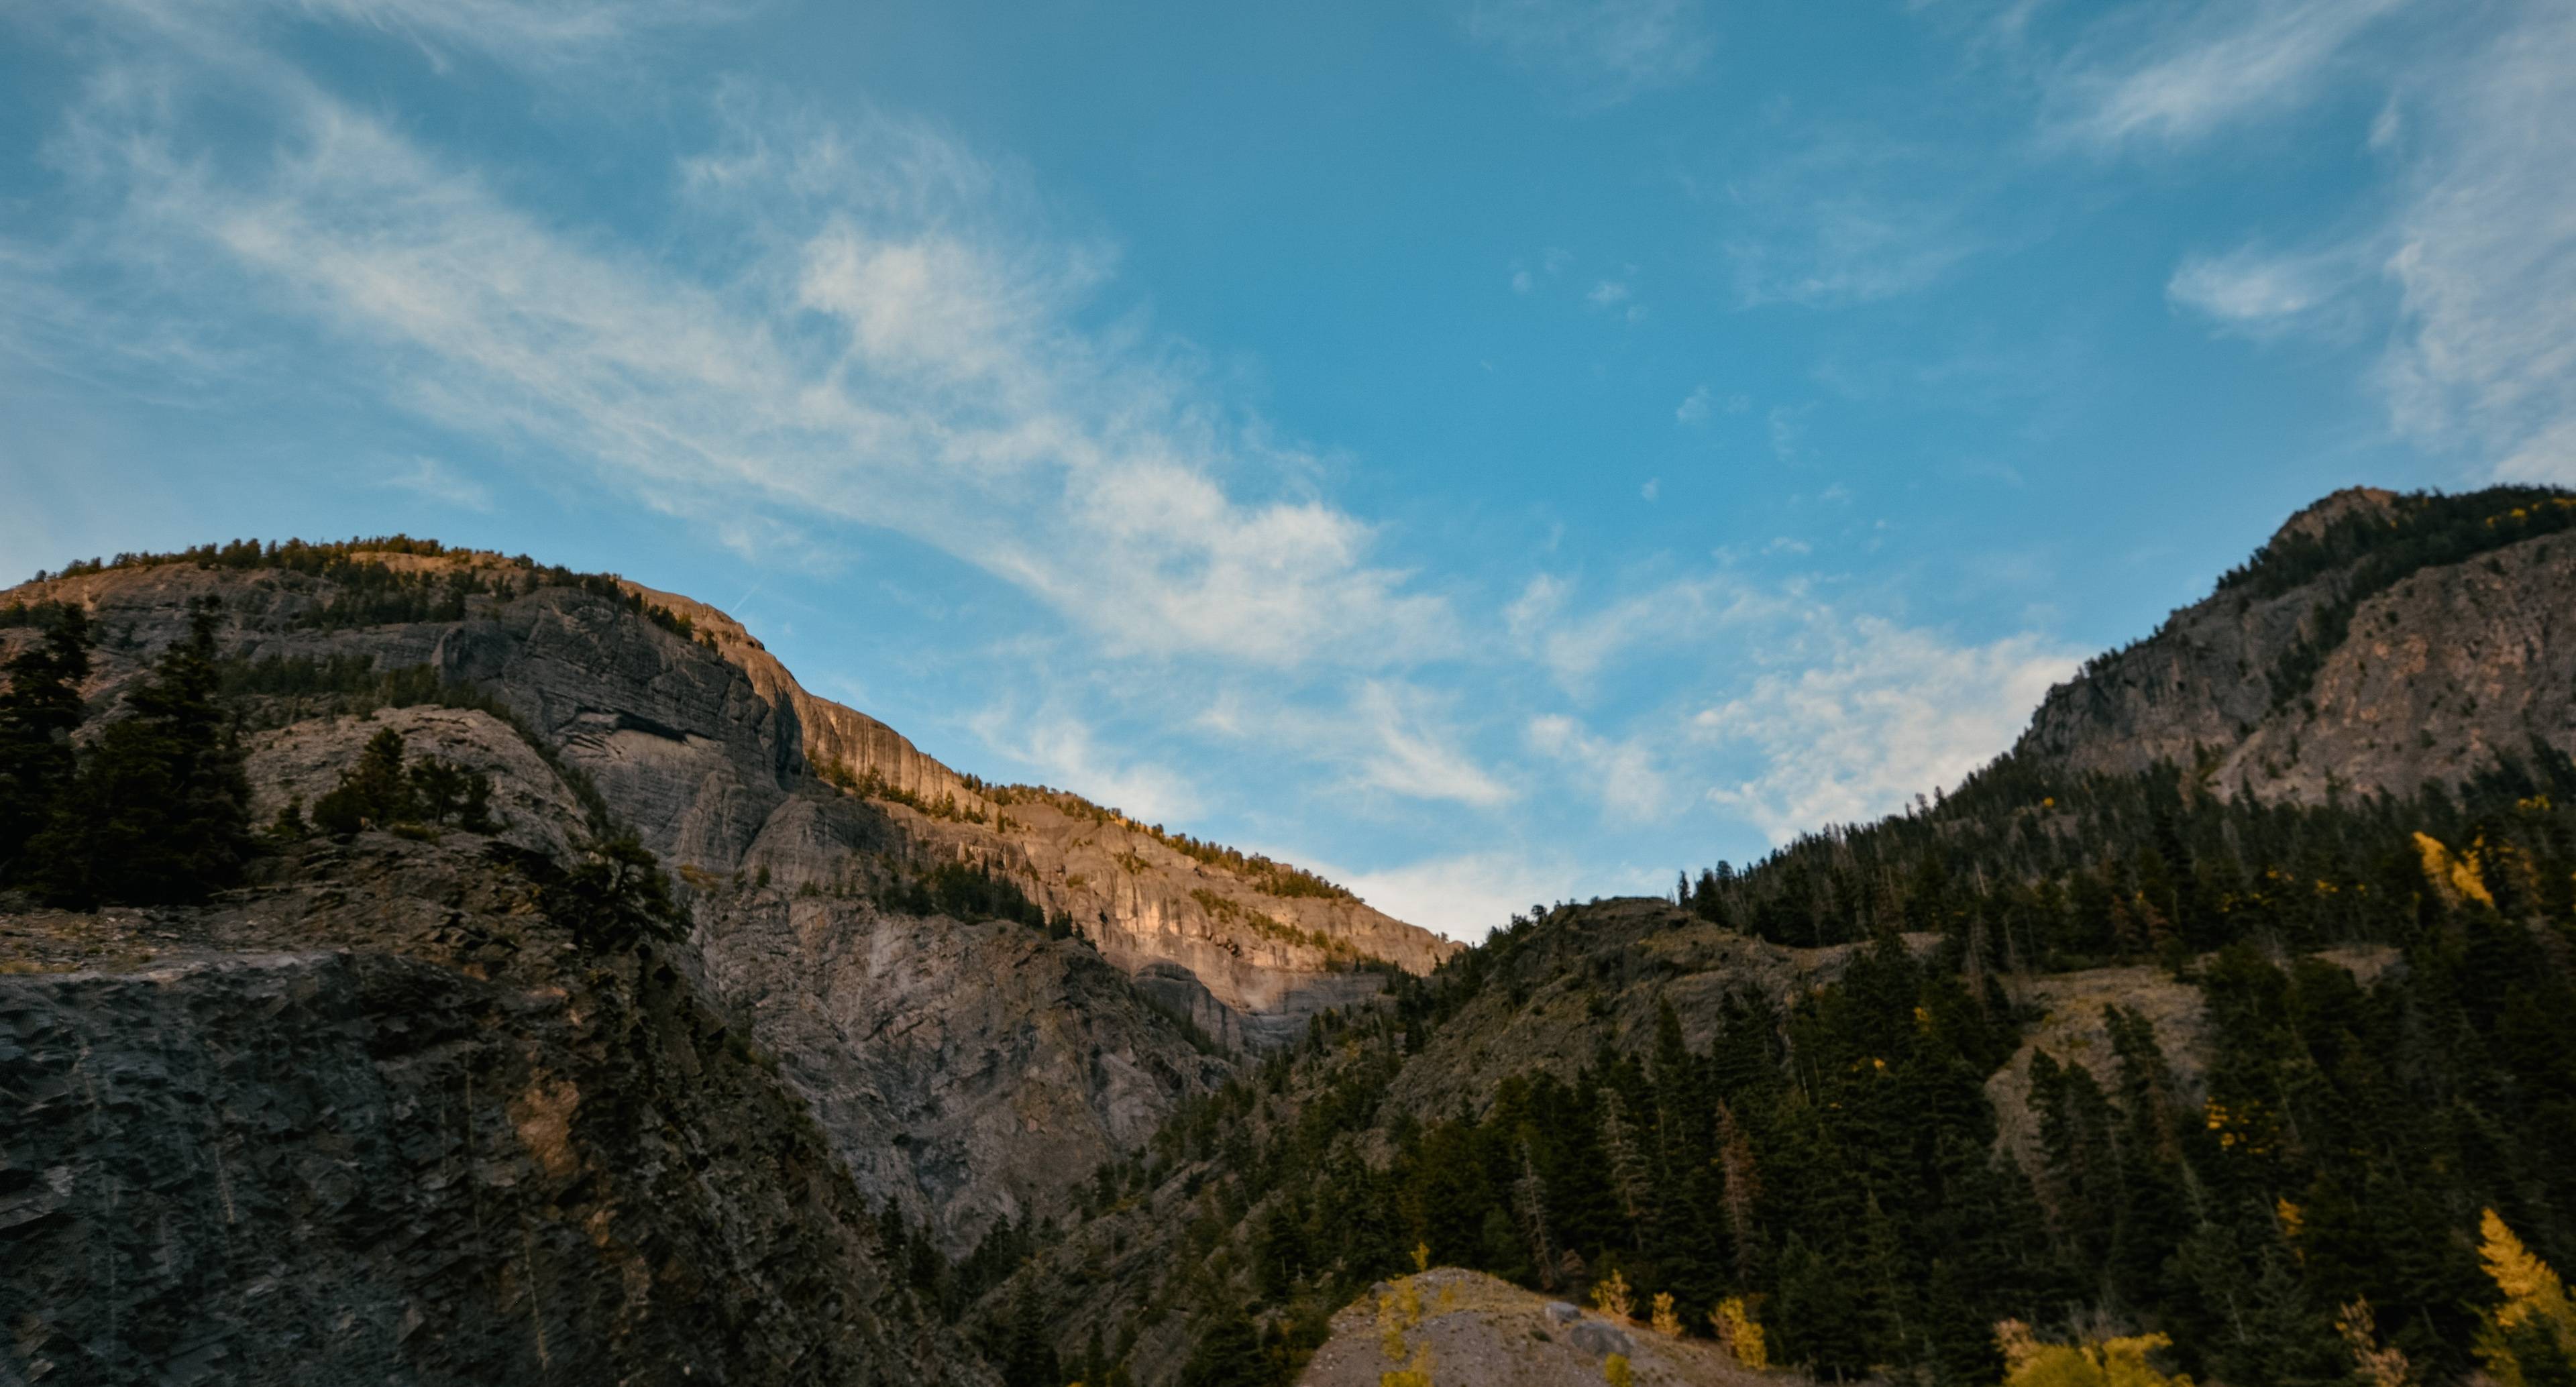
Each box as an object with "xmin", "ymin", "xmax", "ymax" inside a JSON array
[
  {"xmin": 1568, "ymin": 1319, "xmax": 1635, "ymax": 1358},
  {"xmin": 2, "ymin": 549, "xmax": 1460, "ymax": 1257},
  {"xmin": 2019, "ymin": 488, "xmax": 2576, "ymax": 805},
  {"xmin": 0, "ymin": 878, "xmax": 994, "ymax": 1387}
]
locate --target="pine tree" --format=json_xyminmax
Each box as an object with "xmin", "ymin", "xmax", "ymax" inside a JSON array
[
  {"xmin": 0, "ymin": 604, "xmax": 91, "ymax": 880},
  {"xmin": 1512, "ymin": 1139, "xmax": 1559, "ymax": 1290},
  {"xmin": 1715, "ymin": 1102, "xmax": 1762, "ymax": 1280},
  {"xmin": 29, "ymin": 601, "xmax": 249, "ymax": 905},
  {"xmin": 1600, "ymin": 1089, "xmax": 1653, "ymax": 1250},
  {"xmin": 315, "ymin": 727, "xmax": 415, "ymax": 834}
]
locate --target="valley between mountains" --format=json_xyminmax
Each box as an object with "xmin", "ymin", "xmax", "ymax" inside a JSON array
[{"xmin": 7, "ymin": 485, "xmax": 2576, "ymax": 1386}]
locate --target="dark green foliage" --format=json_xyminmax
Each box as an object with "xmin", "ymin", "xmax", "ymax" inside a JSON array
[
  {"xmin": 992, "ymin": 1282, "xmax": 1063, "ymax": 1387},
  {"xmin": 1063, "ymin": 740, "xmax": 2576, "ymax": 1384},
  {"xmin": 0, "ymin": 604, "xmax": 91, "ymax": 877},
  {"xmin": 25, "ymin": 602, "xmax": 252, "ymax": 905},
  {"xmin": 308, "ymin": 727, "xmax": 497, "ymax": 838},
  {"xmin": 1175, "ymin": 1309, "xmax": 1278, "ymax": 1387},
  {"xmin": 2216, "ymin": 486, "xmax": 2576, "ymax": 602},
  {"xmin": 881, "ymin": 858, "xmax": 1077, "ymax": 938},
  {"xmin": 535, "ymin": 835, "xmax": 686, "ymax": 956}
]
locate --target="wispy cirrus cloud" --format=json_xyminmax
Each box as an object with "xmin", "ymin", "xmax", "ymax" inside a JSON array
[
  {"xmin": 379, "ymin": 456, "xmax": 493, "ymax": 511},
  {"xmin": 1714, "ymin": 130, "xmax": 1995, "ymax": 308},
  {"xmin": 1332, "ymin": 848, "xmax": 1660, "ymax": 940},
  {"xmin": 81, "ymin": 0, "xmax": 732, "ymax": 69},
  {"xmin": 2125, "ymin": 2, "xmax": 2576, "ymax": 486},
  {"xmin": 1501, "ymin": 563, "xmax": 2078, "ymax": 846},
  {"xmin": 2165, "ymin": 241, "xmax": 2369, "ymax": 339},
  {"xmin": 2377, "ymin": 5, "xmax": 2576, "ymax": 485},
  {"xmin": 2043, "ymin": 0, "xmax": 2412, "ymax": 151},
  {"xmin": 34, "ymin": 28, "xmax": 1452, "ymax": 674},
  {"xmin": 1462, "ymin": 0, "xmax": 1712, "ymax": 105}
]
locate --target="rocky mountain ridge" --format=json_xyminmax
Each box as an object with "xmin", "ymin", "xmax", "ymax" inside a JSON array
[
  {"xmin": 0, "ymin": 541, "xmax": 1451, "ymax": 1256},
  {"xmin": 2016, "ymin": 485, "xmax": 2576, "ymax": 801}
]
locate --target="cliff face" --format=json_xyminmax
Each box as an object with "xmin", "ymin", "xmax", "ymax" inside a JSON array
[
  {"xmin": 2016, "ymin": 487, "xmax": 2576, "ymax": 800},
  {"xmin": 0, "ymin": 547, "xmax": 1450, "ymax": 1254},
  {"xmin": 0, "ymin": 838, "xmax": 990, "ymax": 1387},
  {"xmin": 13, "ymin": 557, "xmax": 1452, "ymax": 1009}
]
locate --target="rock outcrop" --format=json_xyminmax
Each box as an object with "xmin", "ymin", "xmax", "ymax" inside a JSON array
[
  {"xmin": 2016, "ymin": 487, "xmax": 2576, "ymax": 801},
  {"xmin": 0, "ymin": 545, "xmax": 1453, "ymax": 1252},
  {"xmin": 0, "ymin": 836, "xmax": 990, "ymax": 1387},
  {"xmin": 1294, "ymin": 1268, "xmax": 1781, "ymax": 1387}
]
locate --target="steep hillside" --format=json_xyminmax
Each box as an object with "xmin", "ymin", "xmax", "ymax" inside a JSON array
[
  {"xmin": 0, "ymin": 834, "xmax": 993, "ymax": 1386},
  {"xmin": 990, "ymin": 486, "xmax": 2576, "ymax": 1387},
  {"xmin": 0, "ymin": 540, "xmax": 1454, "ymax": 1248},
  {"xmin": 2019, "ymin": 485, "xmax": 2576, "ymax": 800}
]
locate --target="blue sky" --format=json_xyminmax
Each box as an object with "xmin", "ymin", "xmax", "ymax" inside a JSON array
[{"xmin": 4, "ymin": 0, "xmax": 2571, "ymax": 936}]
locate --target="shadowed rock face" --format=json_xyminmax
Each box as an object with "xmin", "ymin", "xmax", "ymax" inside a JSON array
[
  {"xmin": 0, "ymin": 844, "xmax": 992, "ymax": 1387},
  {"xmin": 2016, "ymin": 489, "xmax": 2576, "ymax": 801}
]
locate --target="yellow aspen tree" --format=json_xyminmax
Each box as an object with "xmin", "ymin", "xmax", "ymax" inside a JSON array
[
  {"xmin": 1994, "ymin": 1320, "xmax": 2192, "ymax": 1387},
  {"xmin": 1711, "ymin": 1298, "xmax": 1768, "ymax": 1369},
  {"xmin": 1651, "ymin": 1292, "xmax": 1682, "ymax": 1336},
  {"xmin": 2475, "ymin": 1209, "xmax": 2576, "ymax": 1385},
  {"xmin": 1379, "ymin": 1344, "xmax": 1435, "ymax": 1387},
  {"xmin": 1591, "ymin": 1268, "xmax": 1635, "ymax": 1321}
]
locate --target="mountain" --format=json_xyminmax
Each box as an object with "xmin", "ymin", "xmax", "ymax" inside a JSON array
[
  {"xmin": 2019, "ymin": 485, "xmax": 2576, "ymax": 801},
  {"xmin": 985, "ymin": 485, "xmax": 2576, "ymax": 1387},
  {"xmin": 10, "ymin": 488, "xmax": 2576, "ymax": 1387},
  {"xmin": 0, "ymin": 539, "xmax": 1452, "ymax": 1384}
]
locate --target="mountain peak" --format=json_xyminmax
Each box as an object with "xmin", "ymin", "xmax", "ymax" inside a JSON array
[{"xmin": 2266, "ymin": 484, "xmax": 2402, "ymax": 549}]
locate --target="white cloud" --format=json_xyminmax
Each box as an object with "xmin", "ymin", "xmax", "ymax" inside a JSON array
[
  {"xmin": 379, "ymin": 455, "xmax": 492, "ymax": 511},
  {"xmin": 35, "ymin": 38, "xmax": 1456, "ymax": 674},
  {"xmin": 1716, "ymin": 131, "xmax": 1989, "ymax": 308},
  {"xmin": 1693, "ymin": 616, "xmax": 2076, "ymax": 842},
  {"xmin": 2139, "ymin": 7, "xmax": 2576, "ymax": 485},
  {"xmin": 1335, "ymin": 848, "xmax": 1647, "ymax": 941},
  {"xmin": 1463, "ymin": 0, "xmax": 1712, "ymax": 104},
  {"xmin": 967, "ymin": 706, "xmax": 1203, "ymax": 825},
  {"xmin": 1587, "ymin": 279, "xmax": 1631, "ymax": 307},
  {"xmin": 88, "ymin": 0, "xmax": 725, "ymax": 70},
  {"xmin": 1525, "ymin": 713, "xmax": 1669, "ymax": 822},
  {"xmin": 1675, "ymin": 385, "xmax": 1711, "ymax": 425},
  {"xmin": 2166, "ymin": 243, "xmax": 2357, "ymax": 333},
  {"xmin": 2376, "ymin": 7, "xmax": 2576, "ymax": 484},
  {"xmin": 1640, "ymin": 477, "xmax": 1660, "ymax": 502},
  {"xmin": 2046, "ymin": 0, "xmax": 2410, "ymax": 150},
  {"xmin": 1351, "ymin": 681, "xmax": 1514, "ymax": 808},
  {"xmin": 1767, "ymin": 402, "xmax": 1809, "ymax": 460}
]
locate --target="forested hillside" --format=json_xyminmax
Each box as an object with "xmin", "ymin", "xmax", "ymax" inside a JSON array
[
  {"xmin": 994, "ymin": 488, "xmax": 2576, "ymax": 1387},
  {"xmin": 11, "ymin": 491, "xmax": 2576, "ymax": 1387}
]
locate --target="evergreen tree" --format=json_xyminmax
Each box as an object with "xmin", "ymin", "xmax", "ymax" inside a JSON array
[
  {"xmin": 29, "ymin": 601, "xmax": 249, "ymax": 905},
  {"xmin": 315, "ymin": 727, "xmax": 415, "ymax": 834},
  {"xmin": 0, "ymin": 604, "xmax": 91, "ymax": 879}
]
